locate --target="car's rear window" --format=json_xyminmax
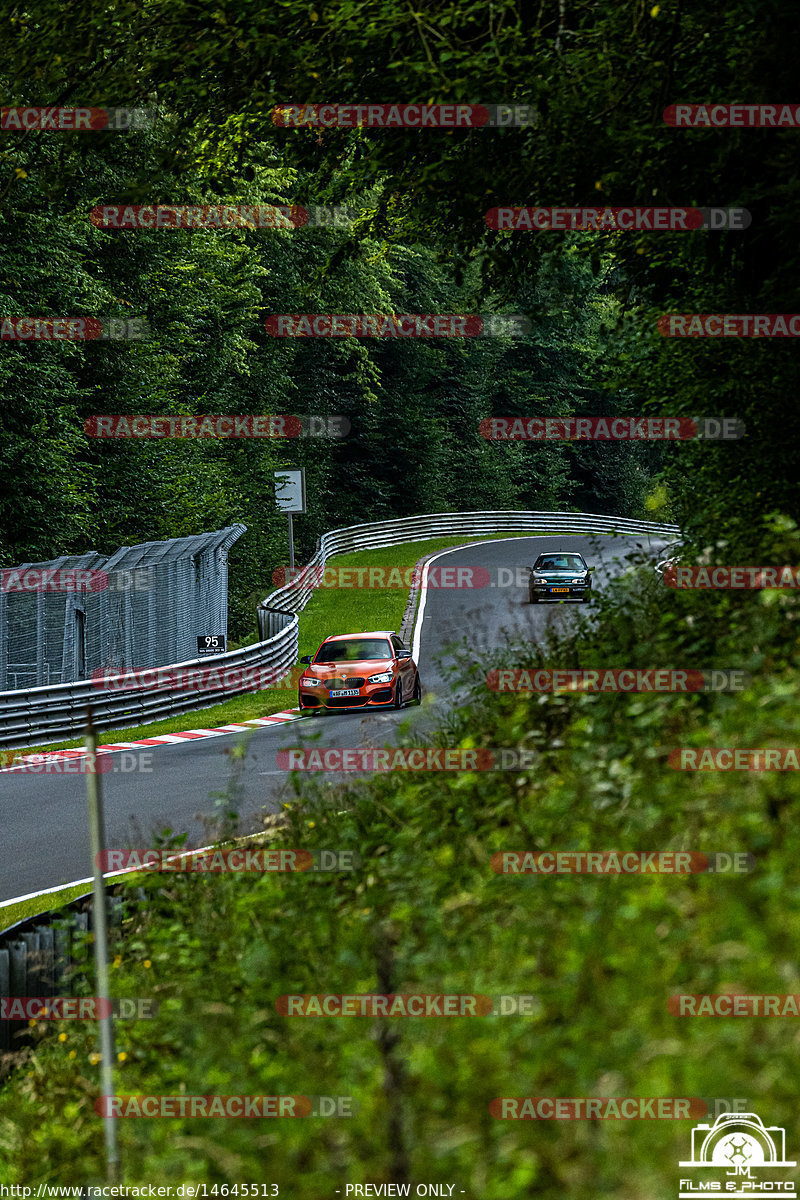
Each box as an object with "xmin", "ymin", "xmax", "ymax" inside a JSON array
[
  {"xmin": 314, "ymin": 639, "xmax": 392, "ymax": 663},
  {"xmin": 535, "ymin": 555, "xmax": 586, "ymax": 571}
]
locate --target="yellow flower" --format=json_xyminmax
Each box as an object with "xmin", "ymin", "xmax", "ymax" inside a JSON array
[
  {"xmin": 594, "ymin": 180, "xmax": 603, "ymax": 191},
  {"xmin": 15, "ymin": 169, "xmax": 27, "ymax": 179},
  {"xmin": 650, "ymin": 5, "xmax": 660, "ymax": 15},
  {"xmin": 28, "ymin": 1018, "xmax": 37, "ymax": 1028},
  {"xmin": 90, "ymin": 1053, "xmax": 101, "ymax": 1065},
  {"xmin": 117, "ymin": 1051, "xmax": 128, "ymax": 1063},
  {"xmin": 144, "ymin": 959, "xmax": 152, "ymax": 969},
  {"xmin": 68, "ymin": 1050, "xmax": 76, "ymax": 1060},
  {"xmin": 58, "ymin": 1033, "xmax": 67, "ymax": 1043},
  {"xmin": 113, "ymin": 955, "xmax": 122, "ymax": 969},
  {"xmin": 310, "ymin": 10, "xmax": 319, "ymax": 20},
  {"xmin": 307, "ymin": 820, "xmax": 315, "ymax": 828}
]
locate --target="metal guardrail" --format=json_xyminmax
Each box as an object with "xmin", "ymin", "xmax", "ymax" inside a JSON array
[
  {"xmin": 0, "ymin": 891, "xmax": 125, "ymax": 1054},
  {"xmin": 0, "ymin": 510, "xmax": 679, "ymax": 751},
  {"xmin": 258, "ymin": 509, "xmax": 681, "ymax": 630},
  {"xmin": 0, "ymin": 609, "xmax": 298, "ymax": 750}
]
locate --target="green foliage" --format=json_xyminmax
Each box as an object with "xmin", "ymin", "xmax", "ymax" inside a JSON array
[
  {"xmin": 2, "ymin": 534, "xmax": 799, "ymax": 1187},
  {"xmin": 1, "ymin": 0, "xmax": 798, "ymax": 1188}
]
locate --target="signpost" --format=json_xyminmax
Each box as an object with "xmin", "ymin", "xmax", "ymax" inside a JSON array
[
  {"xmin": 274, "ymin": 469, "xmax": 306, "ymax": 570},
  {"xmin": 196, "ymin": 635, "xmax": 226, "ymax": 656}
]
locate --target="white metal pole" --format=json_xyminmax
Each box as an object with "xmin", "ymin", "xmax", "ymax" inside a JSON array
[{"xmin": 85, "ymin": 714, "xmax": 120, "ymax": 1183}]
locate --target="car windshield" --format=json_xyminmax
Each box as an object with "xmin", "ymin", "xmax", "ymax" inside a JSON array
[
  {"xmin": 314, "ymin": 638, "xmax": 392, "ymax": 663},
  {"xmin": 536, "ymin": 555, "xmax": 586, "ymax": 571}
]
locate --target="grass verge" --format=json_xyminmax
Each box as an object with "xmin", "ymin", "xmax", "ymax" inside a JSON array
[{"xmin": 0, "ymin": 883, "xmax": 93, "ymax": 931}]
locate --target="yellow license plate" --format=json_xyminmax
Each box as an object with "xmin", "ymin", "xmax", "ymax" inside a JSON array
[{"xmin": 550, "ymin": 587, "xmax": 569, "ymax": 593}]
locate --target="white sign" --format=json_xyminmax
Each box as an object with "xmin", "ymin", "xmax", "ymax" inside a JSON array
[{"xmin": 275, "ymin": 469, "xmax": 306, "ymax": 513}]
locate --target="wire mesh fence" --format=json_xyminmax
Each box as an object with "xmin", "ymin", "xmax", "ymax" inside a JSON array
[{"xmin": 0, "ymin": 526, "xmax": 245, "ymax": 690}]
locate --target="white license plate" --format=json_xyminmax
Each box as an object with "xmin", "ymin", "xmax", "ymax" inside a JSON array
[
  {"xmin": 550, "ymin": 587, "xmax": 569, "ymax": 593},
  {"xmin": 329, "ymin": 688, "xmax": 360, "ymax": 697}
]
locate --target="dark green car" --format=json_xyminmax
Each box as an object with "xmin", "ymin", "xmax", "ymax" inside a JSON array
[{"xmin": 528, "ymin": 551, "xmax": 592, "ymax": 603}]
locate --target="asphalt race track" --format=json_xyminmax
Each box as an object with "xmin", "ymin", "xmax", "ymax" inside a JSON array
[{"xmin": 0, "ymin": 533, "xmax": 670, "ymax": 905}]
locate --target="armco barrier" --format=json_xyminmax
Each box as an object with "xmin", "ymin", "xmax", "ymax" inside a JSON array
[
  {"xmin": 0, "ymin": 891, "xmax": 125, "ymax": 1054},
  {"xmin": 0, "ymin": 510, "xmax": 679, "ymax": 751},
  {"xmin": 0, "ymin": 608, "xmax": 298, "ymax": 751},
  {"xmin": 257, "ymin": 509, "xmax": 681, "ymax": 631}
]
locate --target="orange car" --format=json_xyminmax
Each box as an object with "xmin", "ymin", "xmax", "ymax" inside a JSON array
[{"xmin": 298, "ymin": 630, "xmax": 422, "ymax": 713}]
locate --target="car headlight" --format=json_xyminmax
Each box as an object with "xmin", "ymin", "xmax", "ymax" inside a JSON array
[
  {"xmin": 571, "ymin": 577, "xmax": 586, "ymax": 584},
  {"xmin": 368, "ymin": 671, "xmax": 394, "ymax": 684},
  {"xmin": 301, "ymin": 676, "xmax": 322, "ymax": 686}
]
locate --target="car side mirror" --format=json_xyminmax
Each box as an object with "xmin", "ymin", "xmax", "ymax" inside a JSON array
[
  {"xmin": 396, "ymin": 649, "xmax": 412, "ymax": 659},
  {"xmin": 299, "ymin": 655, "xmax": 313, "ymax": 664}
]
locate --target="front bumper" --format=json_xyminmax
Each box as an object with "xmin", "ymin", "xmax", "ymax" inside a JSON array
[
  {"xmin": 530, "ymin": 582, "xmax": 591, "ymax": 599},
  {"xmin": 299, "ymin": 683, "xmax": 397, "ymax": 710}
]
